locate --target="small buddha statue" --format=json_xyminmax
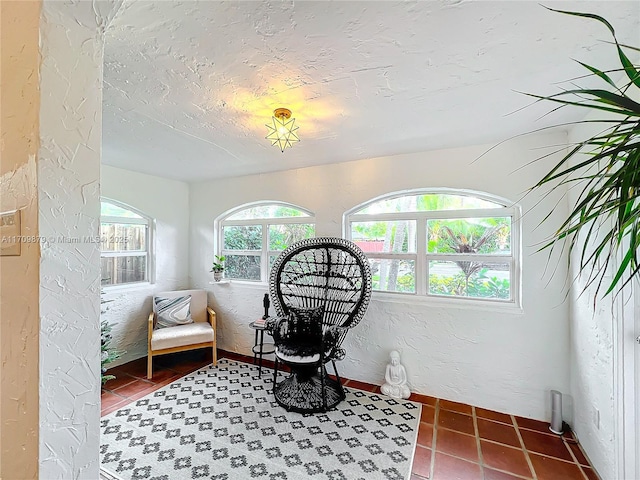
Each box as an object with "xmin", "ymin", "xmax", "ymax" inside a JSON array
[{"xmin": 381, "ymin": 350, "xmax": 411, "ymax": 399}]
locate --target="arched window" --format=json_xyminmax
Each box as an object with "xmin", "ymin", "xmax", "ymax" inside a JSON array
[
  {"xmin": 100, "ymin": 199, "xmax": 154, "ymax": 287},
  {"xmin": 216, "ymin": 202, "xmax": 316, "ymax": 282},
  {"xmin": 344, "ymin": 189, "xmax": 520, "ymax": 305}
]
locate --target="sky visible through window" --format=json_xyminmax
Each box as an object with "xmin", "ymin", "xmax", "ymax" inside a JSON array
[{"xmin": 101, "ymin": 201, "xmax": 143, "ymax": 219}]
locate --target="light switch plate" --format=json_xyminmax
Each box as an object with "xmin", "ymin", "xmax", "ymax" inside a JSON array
[{"xmin": 0, "ymin": 209, "xmax": 22, "ymax": 256}]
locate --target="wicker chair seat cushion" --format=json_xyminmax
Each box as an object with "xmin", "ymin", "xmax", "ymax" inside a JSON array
[
  {"xmin": 275, "ymin": 347, "xmax": 321, "ymax": 364},
  {"xmin": 276, "ymin": 335, "xmax": 333, "ymax": 357},
  {"xmin": 272, "ymin": 305, "xmax": 334, "ymax": 364},
  {"xmin": 150, "ymin": 322, "xmax": 214, "ymax": 350}
]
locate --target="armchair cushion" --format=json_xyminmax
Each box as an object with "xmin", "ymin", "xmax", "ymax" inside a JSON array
[
  {"xmin": 147, "ymin": 289, "xmax": 217, "ymax": 380},
  {"xmin": 150, "ymin": 322, "xmax": 214, "ymax": 350},
  {"xmin": 154, "ymin": 290, "xmax": 208, "ymax": 323},
  {"xmin": 154, "ymin": 295, "xmax": 193, "ymax": 329}
]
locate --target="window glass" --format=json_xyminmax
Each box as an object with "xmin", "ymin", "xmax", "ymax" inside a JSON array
[
  {"xmin": 346, "ymin": 190, "xmax": 518, "ymax": 305},
  {"xmin": 100, "ymin": 223, "xmax": 146, "ymax": 252},
  {"xmin": 351, "ymin": 220, "xmax": 416, "ymax": 253},
  {"xmin": 427, "ymin": 218, "xmax": 511, "ymax": 255},
  {"xmin": 369, "ymin": 258, "xmax": 416, "ymax": 293},
  {"xmin": 428, "ymin": 261, "xmax": 511, "ymax": 300},
  {"xmin": 225, "ymin": 255, "xmax": 261, "ymax": 281},
  {"xmin": 227, "ymin": 205, "xmax": 311, "ymax": 220},
  {"xmin": 101, "ymin": 201, "xmax": 143, "ymax": 219},
  {"xmin": 218, "ymin": 202, "xmax": 315, "ymax": 282},
  {"xmin": 223, "ymin": 225, "xmax": 262, "ymax": 250},
  {"xmin": 268, "ymin": 224, "xmax": 315, "ymax": 251},
  {"xmin": 100, "ymin": 200, "xmax": 152, "ymax": 287},
  {"xmin": 101, "ymin": 256, "xmax": 147, "ymax": 286},
  {"xmin": 354, "ymin": 193, "xmax": 502, "ymax": 215}
]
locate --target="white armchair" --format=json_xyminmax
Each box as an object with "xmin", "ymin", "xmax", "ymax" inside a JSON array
[{"xmin": 147, "ymin": 289, "xmax": 217, "ymax": 379}]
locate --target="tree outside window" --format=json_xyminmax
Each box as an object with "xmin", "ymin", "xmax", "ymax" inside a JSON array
[{"xmin": 217, "ymin": 202, "xmax": 316, "ymax": 282}]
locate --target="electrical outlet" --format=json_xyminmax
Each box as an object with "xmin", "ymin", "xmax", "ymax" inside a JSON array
[{"xmin": 593, "ymin": 407, "xmax": 600, "ymax": 430}]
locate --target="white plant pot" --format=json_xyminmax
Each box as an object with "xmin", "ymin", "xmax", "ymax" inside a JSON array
[{"xmin": 213, "ymin": 271, "xmax": 224, "ymax": 282}]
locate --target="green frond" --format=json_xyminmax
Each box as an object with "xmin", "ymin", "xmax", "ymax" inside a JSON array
[{"xmin": 527, "ymin": 8, "xmax": 640, "ymax": 299}]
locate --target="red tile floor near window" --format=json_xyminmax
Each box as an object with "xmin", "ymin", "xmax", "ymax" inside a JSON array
[{"xmin": 102, "ymin": 351, "xmax": 598, "ymax": 480}]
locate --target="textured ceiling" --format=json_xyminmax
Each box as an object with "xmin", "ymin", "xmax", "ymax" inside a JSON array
[{"xmin": 102, "ymin": 1, "xmax": 640, "ymax": 182}]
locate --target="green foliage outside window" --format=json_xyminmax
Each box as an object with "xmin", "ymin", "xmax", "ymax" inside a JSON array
[
  {"xmin": 223, "ymin": 225, "xmax": 262, "ymax": 250},
  {"xmin": 355, "ymin": 193, "xmax": 500, "ymax": 215},
  {"xmin": 371, "ymin": 272, "xmax": 416, "ymax": 293},
  {"xmin": 428, "ymin": 218, "xmax": 510, "ymax": 254},
  {"xmin": 353, "ymin": 221, "xmax": 412, "ymax": 253},
  {"xmin": 221, "ymin": 204, "xmax": 316, "ymax": 281},
  {"xmin": 369, "ymin": 259, "xmax": 416, "ymax": 293},
  {"xmin": 227, "ymin": 205, "xmax": 310, "ymax": 220},
  {"xmin": 225, "ymin": 255, "xmax": 261, "ymax": 281},
  {"xmin": 350, "ymin": 192, "xmax": 514, "ymax": 300},
  {"xmin": 269, "ymin": 224, "xmax": 315, "ymax": 251},
  {"xmin": 353, "ymin": 221, "xmax": 388, "ymax": 240},
  {"xmin": 429, "ymin": 269, "xmax": 510, "ymax": 300}
]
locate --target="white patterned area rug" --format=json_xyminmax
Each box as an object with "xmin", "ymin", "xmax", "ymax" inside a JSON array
[{"xmin": 100, "ymin": 358, "xmax": 421, "ymax": 480}]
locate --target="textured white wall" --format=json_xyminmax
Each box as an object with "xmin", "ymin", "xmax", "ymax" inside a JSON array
[
  {"xmin": 567, "ymin": 123, "xmax": 617, "ymax": 479},
  {"xmin": 190, "ymin": 131, "xmax": 571, "ymax": 421},
  {"xmin": 569, "ymin": 279, "xmax": 616, "ymax": 479},
  {"xmin": 38, "ymin": 1, "xmax": 121, "ymax": 478},
  {"xmin": 100, "ymin": 165, "xmax": 190, "ymax": 365}
]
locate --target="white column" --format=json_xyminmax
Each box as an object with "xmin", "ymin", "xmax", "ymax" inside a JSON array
[{"xmin": 38, "ymin": 1, "xmax": 121, "ymax": 478}]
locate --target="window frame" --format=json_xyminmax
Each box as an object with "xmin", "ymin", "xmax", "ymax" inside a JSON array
[
  {"xmin": 100, "ymin": 198, "xmax": 155, "ymax": 289},
  {"xmin": 343, "ymin": 188, "xmax": 521, "ymax": 308},
  {"xmin": 215, "ymin": 201, "xmax": 316, "ymax": 283}
]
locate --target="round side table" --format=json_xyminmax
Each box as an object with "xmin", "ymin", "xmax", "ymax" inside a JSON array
[{"xmin": 249, "ymin": 321, "xmax": 275, "ymax": 377}]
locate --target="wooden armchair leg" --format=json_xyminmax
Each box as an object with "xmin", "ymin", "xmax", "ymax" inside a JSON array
[
  {"xmin": 147, "ymin": 354, "xmax": 153, "ymax": 379},
  {"xmin": 212, "ymin": 345, "xmax": 217, "ymax": 366}
]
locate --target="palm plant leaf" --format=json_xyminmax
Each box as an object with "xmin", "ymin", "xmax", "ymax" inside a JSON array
[
  {"xmin": 529, "ymin": 8, "xmax": 640, "ymax": 298},
  {"xmin": 575, "ymin": 62, "xmax": 619, "ymax": 91},
  {"xmin": 545, "ymin": 7, "xmax": 640, "ymax": 87}
]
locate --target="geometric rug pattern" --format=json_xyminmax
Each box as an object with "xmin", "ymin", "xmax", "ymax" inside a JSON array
[{"xmin": 100, "ymin": 358, "xmax": 420, "ymax": 480}]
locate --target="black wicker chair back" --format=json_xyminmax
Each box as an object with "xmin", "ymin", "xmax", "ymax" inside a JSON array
[
  {"xmin": 270, "ymin": 237, "xmax": 371, "ymax": 332},
  {"xmin": 268, "ymin": 237, "xmax": 372, "ymax": 413}
]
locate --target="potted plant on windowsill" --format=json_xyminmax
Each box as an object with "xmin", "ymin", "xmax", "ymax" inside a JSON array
[{"xmin": 211, "ymin": 255, "xmax": 226, "ymax": 282}]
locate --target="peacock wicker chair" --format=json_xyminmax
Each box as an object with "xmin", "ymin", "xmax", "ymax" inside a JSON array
[{"xmin": 268, "ymin": 237, "xmax": 372, "ymax": 413}]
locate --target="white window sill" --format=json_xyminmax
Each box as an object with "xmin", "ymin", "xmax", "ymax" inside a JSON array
[
  {"xmin": 371, "ymin": 291, "xmax": 524, "ymax": 314},
  {"xmin": 205, "ymin": 280, "xmax": 523, "ymax": 314},
  {"xmin": 101, "ymin": 282, "xmax": 155, "ymax": 293},
  {"xmin": 208, "ymin": 279, "xmax": 266, "ymax": 290}
]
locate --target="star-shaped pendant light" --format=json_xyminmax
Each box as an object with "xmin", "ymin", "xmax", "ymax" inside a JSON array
[{"xmin": 266, "ymin": 108, "xmax": 300, "ymax": 152}]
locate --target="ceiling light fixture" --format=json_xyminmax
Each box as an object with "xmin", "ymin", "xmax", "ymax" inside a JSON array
[{"xmin": 266, "ymin": 108, "xmax": 299, "ymax": 152}]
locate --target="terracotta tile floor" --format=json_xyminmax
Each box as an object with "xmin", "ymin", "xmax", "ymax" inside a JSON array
[{"xmin": 102, "ymin": 350, "xmax": 597, "ymax": 479}]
